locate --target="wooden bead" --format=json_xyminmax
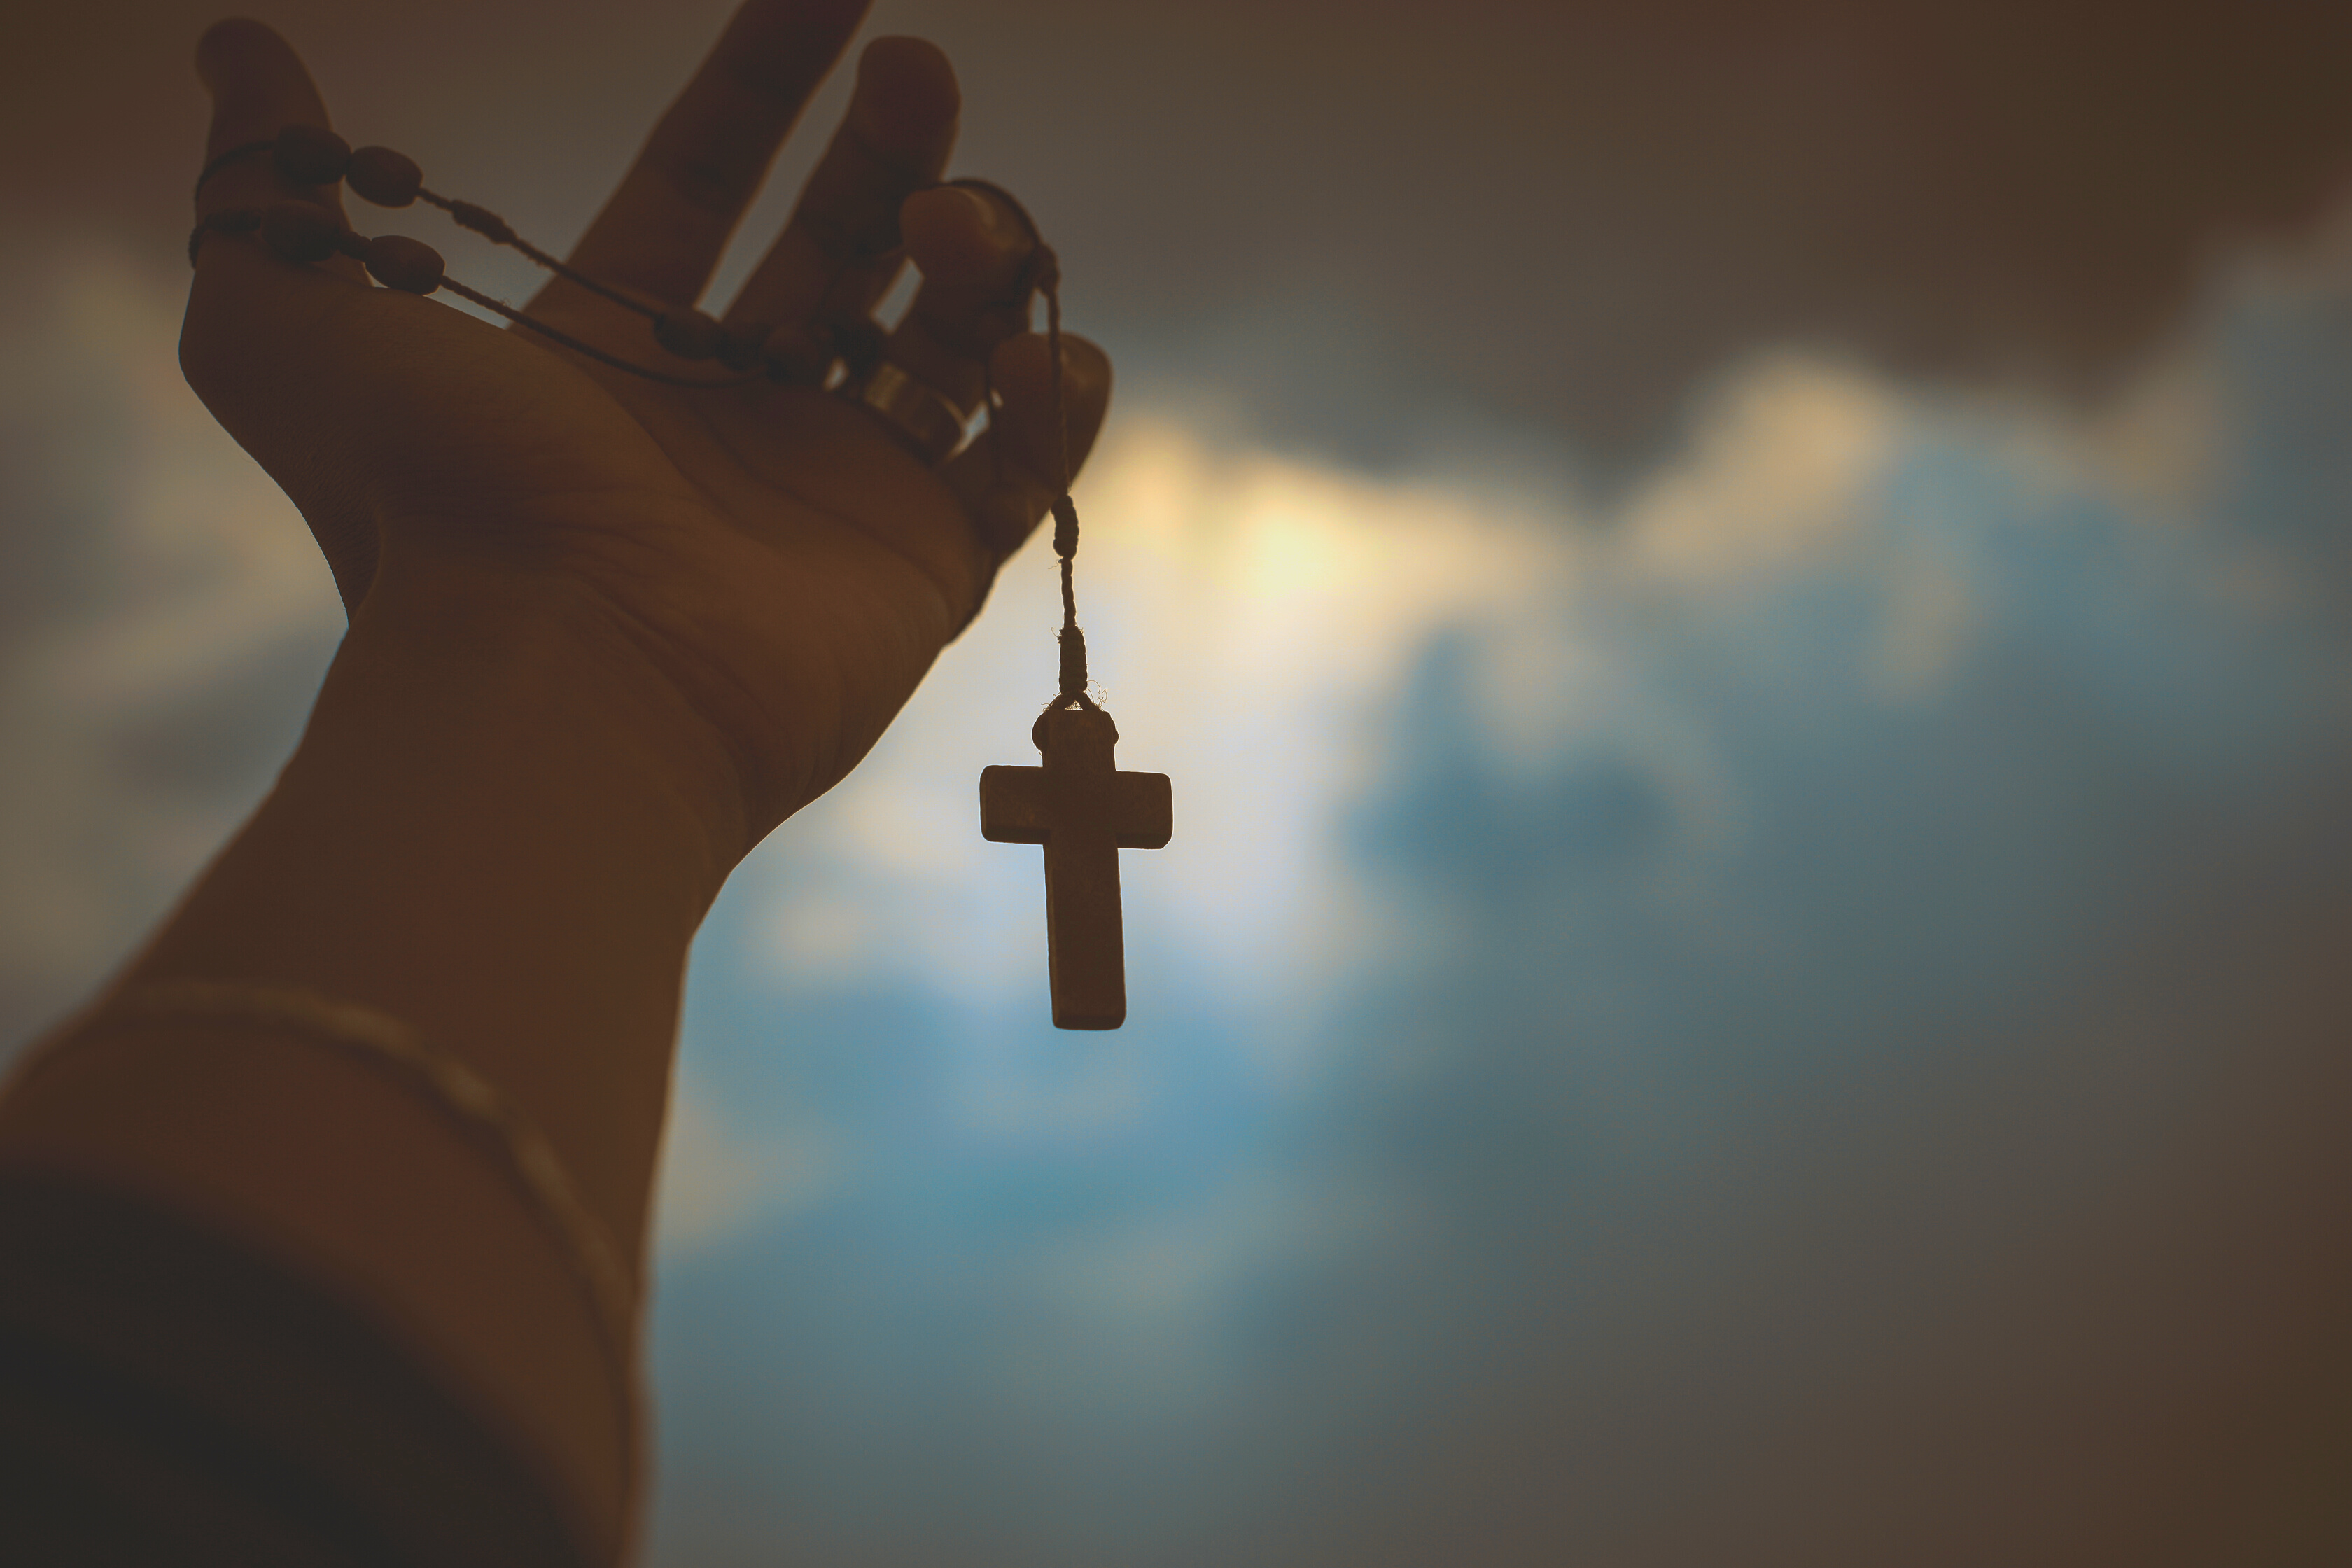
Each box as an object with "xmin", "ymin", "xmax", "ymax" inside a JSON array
[
  {"xmin": 718, "ymin": 322, "xmax": 773, "ymax": 373},
  {"xmin": 346, "ymin": 146, "xmax": 422, "ymax": 208},
  {"xmin": 363, "ymin": 234, "xmax": 445, "ymax": 294},
  {"xmin": 761, "ymin": 346, "xmax": 806, "ymax": 384},
  {"xmin": 653, "ymin": 311, "xmax": 724, "ymax": 360},
  {"xmin": 273, "ymin": 124, "xmax": 351, "ymax": 187},
  {"xmin": 825, "ymin": 314, "xmax": 888, "ymax": 380},
  {"xmin": 261, "ymin": 200, "xmax": 344, "ymax": 265}
]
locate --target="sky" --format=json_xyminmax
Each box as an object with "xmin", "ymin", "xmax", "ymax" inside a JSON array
[{"xmin": 8, "ymin": 1, "xmax": 2352, "ymax": 1563}]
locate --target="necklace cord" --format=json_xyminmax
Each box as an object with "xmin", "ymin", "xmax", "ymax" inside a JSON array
[
  {"xmin": 1046, "ymin": 275, "xmax": 1091, "ymax": 710},
  {"xmin": 416, "ymin": 188, "xmax": 660, "ymax": 323},
  {"xmin": 433, "ymin": 276, "xmax": 762, "ymax": 388}
]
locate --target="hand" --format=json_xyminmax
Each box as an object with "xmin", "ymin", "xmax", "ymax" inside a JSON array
[{"xmin": 181, "ymin": 4, "xmax": 1112, "ymax": 850}]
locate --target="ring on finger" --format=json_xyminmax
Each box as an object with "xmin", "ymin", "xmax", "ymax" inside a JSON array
[{"xmin": 840, "ymin": 359, "xmax": 973, "ymax": 465}]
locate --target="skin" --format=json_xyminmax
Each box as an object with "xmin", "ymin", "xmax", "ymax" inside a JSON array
[{"xmin": 0, "ymin": 3, "xmax": 1109, "ymax": 1559}]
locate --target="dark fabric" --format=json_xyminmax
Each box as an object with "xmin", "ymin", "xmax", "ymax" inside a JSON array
[{"xmin": 0, "ymin": 1166, "xmax": 590, "ymax": 1567}]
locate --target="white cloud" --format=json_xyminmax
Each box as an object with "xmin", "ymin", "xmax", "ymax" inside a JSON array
[
  {"xmin": 15, "ymin": 241, "xmax": 2285, "ymax": 1296},
  {"xmin": 0, "ymin": 248, "xmax": 342, "ymax": 1049},
  {"xmin": 749, "ymin": 414, "xmax": 1591, "ymax": 1039},
  {"xmin": 738, "ymin": 362, "xmax": 1932, "ymax": 1064},
  {"xmin": 654, "ymin": 1068, "xmax": 841, "ymax": 1260},
  {"xmin": 1620, "ymin": 354, "xmax": 1899, "ymax": 589}
]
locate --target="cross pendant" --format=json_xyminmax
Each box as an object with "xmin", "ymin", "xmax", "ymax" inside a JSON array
[{"xmin": 980, "ymin": 705, "xmax": 1172, "ymax": 1029}]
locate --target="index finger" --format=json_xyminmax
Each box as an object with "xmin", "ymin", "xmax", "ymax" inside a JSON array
[{"xmin": 566, "ymin": 0, "xmax": 870, "ymax": 308}]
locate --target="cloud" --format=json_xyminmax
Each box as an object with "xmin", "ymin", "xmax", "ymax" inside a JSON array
[
  {"xmin": 669, "ymin": 300, "xmax": 2288, "ymax": 1256},
  {"xmin": 891, "ymin": 0, "xmax": 2352, "ymax": 466},
  {"xmin": 646, "ymin": 255, "xmax": 2352, "ymax": 1565},
  {"xmin": 655, "ymin": 1068, "xmax": 841, "ymax": 1259},
  {"xmin": 13, "ymin": 12, "xmax": 2352, "ymax": 1557},
  {"xmin": 0, "ymin": 246, "xmax": 342, "ymax": 1054},
  {"xmin": 1235, "ymin": 268, "xmax": 2352, "ymax": 1564},
  {"xmin": 17, "ymin": 0, "xmax": 2352, "ymax": 475},
  {"xmin": 1618, "ymin": 355, "xmax": 1897, "ymax": 587},
  {"xmin": 13, "ymin": 224, "xmax": 2348, "ymax": 1568}
]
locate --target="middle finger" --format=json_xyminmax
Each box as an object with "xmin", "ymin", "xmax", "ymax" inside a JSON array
[
  {"xmin": 722, "ymin": 36, "xmax": 960, "ymax": 379},
  {"xmin": 564, "ymin": 0, "xmax": 871, "ymax": 309}
]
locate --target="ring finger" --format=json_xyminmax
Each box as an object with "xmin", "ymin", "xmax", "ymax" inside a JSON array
[{"xmin": 878, "ymin": 179, "xmax": 1046, "ymax": 416}]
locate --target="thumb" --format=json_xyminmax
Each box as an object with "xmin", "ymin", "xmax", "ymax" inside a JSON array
[
  {"xmin": 184, "ymin": 20, "xmax": 378, "ymax": 610},
  {"xmin": 191, "ymin": 19, "xmax": 351, "ymax": 230}
]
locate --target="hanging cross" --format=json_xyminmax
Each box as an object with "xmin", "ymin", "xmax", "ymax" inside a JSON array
[{"xmin": 981, "ymin": 704, "xmax": 1172, "ymax": 1029}]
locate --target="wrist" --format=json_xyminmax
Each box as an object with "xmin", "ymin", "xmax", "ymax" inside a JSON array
[
  {"xmin": 7, "ymin": 535, "xmax": 764, "ymax": 1550},
  {"xmin": 123, "ymin": 537, "xmax": 759, "ymax": 1256},
  {"xmin": 344, "ymin": 540, "xmax": 760, "ymax": 881}
]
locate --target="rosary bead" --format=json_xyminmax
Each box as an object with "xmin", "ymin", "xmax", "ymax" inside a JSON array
[
  {"xmin": 825, "ymin": 314, "xmax": 889, "ymax": 381},
  {"xmin": 346, "ymin": 146, "xmax": 423, "ymax": 208},
  {"xmin": 718, "ymin": 322, "xmax": 774, "ymax": 373},
  {"xmin": 363, "ymin": 234, "xmax": 446, "ymax": 294},
  {"xmin": 653, "ymin": 310, "xmax": 725, "ymax": 360},
  {"xmin": 261, "ymin": 200, "xmax": 346, "ymax": 265},
  {"xmin": 273, "ymin": 124, "xmax": 352, "ymax": 187}
]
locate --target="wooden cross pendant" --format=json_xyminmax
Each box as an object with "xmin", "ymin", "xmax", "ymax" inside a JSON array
[{"xmin": 980, "ymin": 705, "xmax": 1172, "ymax": 1029}]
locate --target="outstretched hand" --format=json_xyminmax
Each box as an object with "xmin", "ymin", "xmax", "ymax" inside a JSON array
[{"xmin": 181, "ymin": 3, "xmax": 1111, "ymax": 847}]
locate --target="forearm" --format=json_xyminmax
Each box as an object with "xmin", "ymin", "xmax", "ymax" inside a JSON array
[
  {"xmin": 0, "ymin": 549, "xmax": 752, "ymax": 1551},
  {"xmin": 125, "ymin": 554, "xmax": 746, "ymax": 1245}
]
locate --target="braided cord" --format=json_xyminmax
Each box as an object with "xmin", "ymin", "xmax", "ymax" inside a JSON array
[{"xmin": 1045, "ymin": 270, "xmax": 1091, "ymax": 708}]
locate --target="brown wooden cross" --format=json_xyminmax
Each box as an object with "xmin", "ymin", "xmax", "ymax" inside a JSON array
[{"xmin": 980, "ymin": 705, "xmax": 1172, "ymax": 1029}]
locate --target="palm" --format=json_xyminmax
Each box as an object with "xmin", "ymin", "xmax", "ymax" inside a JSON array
[
  {"xmin": 332, "ymin": 280, "xmax": 984, "ymax": 800},
  {"xmin": 186, "ymin": 8, "xmax": 1106, "ymax": 826}
]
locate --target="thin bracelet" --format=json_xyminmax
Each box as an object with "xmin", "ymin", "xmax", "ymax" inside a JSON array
[{"xmin": 26, "ymin": 979, "xmax": 642, "ymax": 1497}]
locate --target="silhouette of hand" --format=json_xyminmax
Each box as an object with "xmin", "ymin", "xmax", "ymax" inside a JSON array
[{"xmin": 181, "ymin": 4, "xmax": 1110, "ymax": 844}]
